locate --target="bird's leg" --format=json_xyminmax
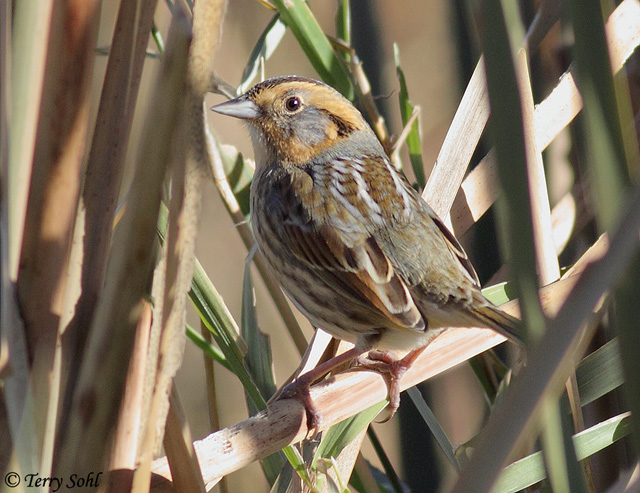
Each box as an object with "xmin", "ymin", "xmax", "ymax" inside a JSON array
[
  {"xmin": 279, "ymin": 346, "xmax": 366, "ymax": 434},
  {"xmin": 278, "ymin": 343, "xmax": 427, "ymax": 433},
  {"xmin": 356, "ymin": 346, "xmax": 428, "ymax": 421}
]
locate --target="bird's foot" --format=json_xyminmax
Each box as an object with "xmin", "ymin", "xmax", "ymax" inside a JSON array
[
  {"xmin": 356, "ymin": 347, "xmax": 426, "ymax": 421},
  {"xmin": 277, "ymin": 346, "xmax": 365, "ymax": 436},
  {"xmin": 280, "ymin": 376, "xmax": 324, "ymax": 435}
]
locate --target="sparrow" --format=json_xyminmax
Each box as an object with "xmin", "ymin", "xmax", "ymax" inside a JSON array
[{"xmin": 211, "ymin": 75, "xmax": 522, "ymax": 429}]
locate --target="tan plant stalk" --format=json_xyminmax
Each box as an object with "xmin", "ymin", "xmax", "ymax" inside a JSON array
[
  {"xmin": 16, "ymin": 0, "xmax": 101, "ymax": 475},
  {"xmin": 133, "ymin": 1, "xmax": 229, "ymax": 491},
  {"xmin": 54, "ymin": 9, "xmax": 191, "ymax": 480},
  {"xmin": 60, "ymin": 0, "xmax": 159, "ymax": 421}
]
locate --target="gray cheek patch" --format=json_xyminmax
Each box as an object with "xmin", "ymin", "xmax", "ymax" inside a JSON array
[{"xmin": 291, "ymin": 108, "xmax": 330, "ymax": 148}]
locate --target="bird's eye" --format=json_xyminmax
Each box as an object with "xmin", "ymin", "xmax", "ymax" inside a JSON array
[{"xmin": 285, "ymin": 96, "xmax": 301, "ymax": 112}]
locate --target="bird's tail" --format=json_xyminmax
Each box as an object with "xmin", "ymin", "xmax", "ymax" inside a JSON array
[{"xmin": 473, "ymin": 304, "xmax": 524, "ymax": 346}]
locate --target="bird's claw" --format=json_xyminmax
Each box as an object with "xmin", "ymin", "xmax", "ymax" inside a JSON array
[
  {"xmin": 355, "ymin": 350, "xmax": 413, "ymax": 422},
  {"xmin": 280, "ymin": 379, "xmax": 323, "ymax": 436}
]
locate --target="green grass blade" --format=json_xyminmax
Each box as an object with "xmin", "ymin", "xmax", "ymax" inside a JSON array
[
  {"xmin": 366, "ymin": 427, "xmax": 404, "ymax": 493},
  {"xmin": 189, "ymin": 260, "xmax": 248, "ymax": 371},
  {"xmin": 281, "ymin": 445, "xmax": 314, "ymax": 489},
  {"xmin": 540, "ymin": 399, "xmax": 586, "ymax": 492},
  {"xmin": 492, "ymin": 412, "xmax": 631, "ymax": 492},
  {"xmin": 450, "ymin": 1, "xmax": 599, "ymax": 490},
  {"xmin": 569, "ymin": 0, "xmax": 636, "ymax": 228},
  {"xmin": 573, "ymin": 411, "xmax": 632, "ymax": 460},
  {"xmin": 481, "ymin": 0, "xmax": 545, "ymax": 342},
  {"xmin": 218, "ymin": 143, "xmax": 254, "ymax": 218},
  {"xmin": 452, "ymin": 182, "xmax": 640, "ymax": 492},
  {"xmin": 240, "ymin": 253, "xmax": 283, "ymax": 484},
  {"xmin": 151, "ymin": 21, "xmax": 165, "ymax": 53},
  {"xmin": 569, "ymin": 0, "xmax": 640, "ymax": 457},
  {"xmin": 270, "ymin": 0, "xmax": 353, "ymax": 98},
  {"xmin": 241, "ymin": 250, "xmax": 277, "ymax": 408},
  {"xmin": 394, "ymin": 44, "xmax": 425, "ymax": 190},
  {"xmin": 240, "ymin": 14, "xmax": 287, "ymax": 93},
  {"xmin": 157, "ymin": 204, "xmax": 263, "ymax": 407},
  {"xmin": 406, "ymin": 386, "xmax": 460, "ymax": 471},
  {"xmin": 185, "ymin": 323, "xmax": 229, "ymax": 371},
  {"xmin": 313, "ymin": 402, "xmax": 385, "ymax": 468},
  {"xmin": 480, "ymin": 292, "xmax": 625, "ymax": 408},
  {"xmin": 335, "ymin": 0, "xmax": 351, "ymax": 60},
  {"xmin": 575, "ymin": 339, "xmax": 623, "ymax": 406},
  {"xmin": 481, "ymin": 281, "xmax": 518, "ymax": 306},
  {"xmin": 468, "ymin": 352, "xmax": 509, "ymax": 405},
  {"xmin": 483, "ymin": 0, "xmax": 585, "ymax": 486}
]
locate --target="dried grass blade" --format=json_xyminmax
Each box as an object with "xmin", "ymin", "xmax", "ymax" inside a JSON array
[{"xmin": 423, "ymin": 59, "xmax": 489, "ymax": 217}]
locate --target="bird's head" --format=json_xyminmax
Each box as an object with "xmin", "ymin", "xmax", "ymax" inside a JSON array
[{"xmin": 211, "ymin": 76, "xmax": 377, "ymax": 167}]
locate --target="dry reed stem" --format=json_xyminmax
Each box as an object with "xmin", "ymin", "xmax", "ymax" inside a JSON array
[
  {"xmin": 0, "ymin": 3, "xmax": 36, "ymax": 472},
  {"xmin": 141, "ymin": 104, "xmax": 192, "ymax": 454},
  {"xmin": 55, "ymin": 11, "xmax": 191, "ymax": 480},
  {"xmin": 7, "ymin": 0, "xmax": 54, "ymax": 276},
  {"xmin": 519, "ymin": 46, "xmax": 594, "ymax": 488},
  {"xmin": 423, "ymin": 59, "xmax": 489, "ymax": 218},
  {"xmin": 163, "ymin": 387, "xmax": 206, "ymax": 493},
  {"xmin": 349, "ymin": 55, "xmax": 390, "ymax": 150},
  {"xmin": 135, "ymin": 0, "xmax": 229, "ymax": 489},
  {"xmin": 136, "ymin": 1, "xmax": 231, "ymax": 490},
  {"xmin": 18, "ymin": 0, "xmax": 100, "ymax": 358},
  {"xmin": 0, "ymin": 0, "xmax": 8, "ymax": 376},
  {"xmin": 517, "ymin": 49, "xmax": 560, "ymax": 285},
  {"xmin": 551, "ymin": 186, "xmax": 580, "ymax": 254},
  {"xmin": 111, "ymin": 300, "xmax": 153, "ymax": 470},
  {"xmin": 62, "ymin": 0, "xmax": 159, "ymax": 412},
  {"xmin": 15, "ymin": 0, "xmax": 101, "ymax": 475}
]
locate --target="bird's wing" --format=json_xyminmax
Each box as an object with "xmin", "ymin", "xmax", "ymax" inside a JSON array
[
  {"xmin": 369, "ymin": 179, "xmax": 482, "ymax": 306},
  {"xmin": 270, "ymin": 167, "xmax": 425, "ymax": 332},
  {"xmin": 281, "ymin": 218, "xmax": 425, "ymax": 332},
  {"xmin": 427, "ymin": 206, "xmax": 480, "ymax": 287}
]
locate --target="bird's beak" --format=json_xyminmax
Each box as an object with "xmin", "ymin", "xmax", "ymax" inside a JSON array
[{"xmin": 210, "ymin": 96, "xmax": 260, "ymax": 120}]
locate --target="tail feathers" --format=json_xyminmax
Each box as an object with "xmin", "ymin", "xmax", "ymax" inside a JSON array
[{"xmin": 473, "ymin": 304, "xmax": 524, "ymax": 346}]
